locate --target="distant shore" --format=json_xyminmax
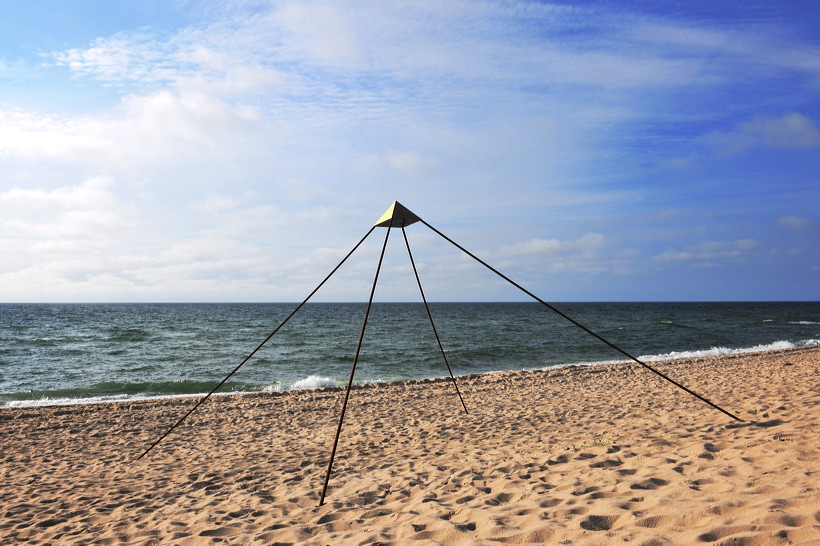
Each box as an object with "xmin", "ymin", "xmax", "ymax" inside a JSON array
[{"xmin": 1, "ymin": 345, "xmax": 818, "ymax": 544}]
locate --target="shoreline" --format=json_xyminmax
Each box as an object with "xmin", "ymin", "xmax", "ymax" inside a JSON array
[
  {"xmin": 3, "ymin": 341, "xmax": 817, "ymax": 410},
  {"xmin": 1, "ymin": 345, "xmax": 818, "ymax": 544}
]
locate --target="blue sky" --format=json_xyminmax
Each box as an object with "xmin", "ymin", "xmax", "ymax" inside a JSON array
[{"xmin": 0, "ymin": 0, "xmax": 817, "ymax": 302}]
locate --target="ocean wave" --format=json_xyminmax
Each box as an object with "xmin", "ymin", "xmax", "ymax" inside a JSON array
[
  {"xmin": 3, "ymin": 339, "xmax": 818, "ymax": 409},
  {"xmin": 551, "ymin": 339, "xmax": 820, "ymax": 370},
  {"xmin": 261, "ymin": 375, "xmax": 392, "ymax": 392},
  {"xmin": 0, "ymin": 392, "xmax": 201, "ymax": 409},
  {"xmin": 640, "ymin": 339, "xmax": 819, "ymax": 362},
  {"xmin": 2, "ymin": 374, "xmax": 364, "ymax": 408},
  {"xmin": 0, "ymin": 379, "xmax": 256, "ymax": 408},
  {"xmin": 262, "ymin": 375, "xmax": 339, "ymax": 392}
]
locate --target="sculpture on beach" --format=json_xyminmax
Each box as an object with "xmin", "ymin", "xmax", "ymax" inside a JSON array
[{"xmin": 137, "ymin": 201, "xmax": 742, "ymax": 506}]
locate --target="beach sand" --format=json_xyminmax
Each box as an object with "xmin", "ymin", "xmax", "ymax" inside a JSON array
[{"xmin": 1, "ymin": 346, "xmax": 818, "ymax": 545}]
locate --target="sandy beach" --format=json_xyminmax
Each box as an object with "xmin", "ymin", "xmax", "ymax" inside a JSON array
[{"xmin": 1, "ymin": 346, "xmax": 818, "ymax": 545}]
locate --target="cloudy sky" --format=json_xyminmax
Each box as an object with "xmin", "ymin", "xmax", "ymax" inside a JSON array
[{"xmin": 1, "ymin": 0, "xmax": 818, "ymax": 302}]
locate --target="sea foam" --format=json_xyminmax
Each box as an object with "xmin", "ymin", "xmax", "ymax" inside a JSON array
[
  {"xmin": 640, "ymin": 339, "xmax": 819, "ymax": 362},
  {"xmin": 537, "ymin": 338, "xmax": 820, "ymax": 372},
  {"xmin": 262, "ymin": 375, "xmax": 338, "ymax": 392}
]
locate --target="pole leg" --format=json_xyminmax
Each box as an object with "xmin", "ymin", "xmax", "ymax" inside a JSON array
[
  {"xmin": 401, "ymin": 225, "xmax": 468, "ymax": 414},
  {"xmin": 319, "ymin": 219, "xmax": 393, "ymax": 506}
]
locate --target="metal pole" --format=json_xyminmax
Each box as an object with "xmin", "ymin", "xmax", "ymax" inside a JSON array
[
  {"xmin": 137, "ymin": 226, "xmax": 377, "ymax": 462},
  {"xmin": 420, "ymin": 219, "xmax": 742, "ymax": 422},
  {"xmin": 319, "ymin": 217, "xmax": 393, "ymax": 506},
  {"xmin": 401, "ymin": 225, "xmax": 468, "ymax": 414}
]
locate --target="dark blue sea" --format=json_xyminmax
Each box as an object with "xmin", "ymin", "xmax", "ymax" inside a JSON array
[{"xmin": 1, "ymin": 302, "xmax": 818, "ymax": 407}]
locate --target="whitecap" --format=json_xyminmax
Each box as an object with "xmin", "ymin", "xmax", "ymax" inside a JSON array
[{"xmin": 289, "ymin": 375, "xmax": 337, "ymax": 390}]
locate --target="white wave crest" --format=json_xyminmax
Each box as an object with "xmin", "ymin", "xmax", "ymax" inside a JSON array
[
  {"xmin": 639, "ymin": 339, "xmax": 819, "ymax": 362},
  {"xmin": 263, "ymin": 375, "xmax": 337, "ymax": 392},
  {"xmin": 291, "ymin": 375, "xmax": 337, "ymax": 390},
  {"xmin": 543, "ymin": 338, "xmax": 820, "ymax": 371}
]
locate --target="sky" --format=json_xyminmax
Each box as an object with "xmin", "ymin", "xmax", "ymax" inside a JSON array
[{"xmin": 0, "ymin": 0, "xmax": 818, "ymax": 303}]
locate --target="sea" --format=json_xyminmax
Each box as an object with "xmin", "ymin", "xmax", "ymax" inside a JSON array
[{"xmin": 1, "ymin": 302, "xmax": 818, "ymax": 408}]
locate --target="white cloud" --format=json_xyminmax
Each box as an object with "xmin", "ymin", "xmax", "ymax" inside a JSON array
[
  {"xmin": 654, "ymin": 239, "xmax": 760, "ymax": 263},
  {"xmin": 274, "ymin": 1, "xmax": 362, "ymax": 66},
  {"xmin": 356, "ymin": 150, "xmax": 440, "ymax": 176},
  {"xmin": 117, "ymin": 90, "xmax": 257, "ymax": 156},
  {"xmin": 52, "ymin": 31, "xmax": 172, "ymax": 84},
  {"xmin": 0, "ymin": 177, "xmax": 137, "ymax": 296},
  {"xmin": 479, "ymin": 233, "xmax": 612, "ymax": 278},
  {"xmin": 41, "ymin": 1, "xmax": 743, "ymax": 101},
  {"xmin": 0, "ymin": 178, "xmax": 307, "ymax": 300},
  {"xmin": 276, "ymin": 178, "xmax": 333, "ymax": 203},
  {"xmin": 193, "ymin": 194, "xmax": 239, "ymax": 213},
  {"xmin": 741, "ymin": 113, "xmax": 820, "ymax": 148},
  {"xmin": 0, "ymin": 176, "xmax": 115, "ymax": 209},
  {"xmin": 0, "ymin": 176, "xmax": 131, "ymax": 243},
  {"xmin": 634, "ymin": 20, "xmax": 820, "ymax": 82},
  {"xmin": 0, "ymin": 109, "xmax": 106, "ymax": 161},
  {"xmin": 51, "ymin": 22, "xmax": 295, "ymax": 99},
  {"xmin": 0, "ymin": 90, "xmax": 256, "ymax": 165},
  {"xmin": 499, "ymin": 233, "xmax": 606, "ymax": 258},
  {"xmin": 777, "ymin": 216, "xmax": 813, "ymax": 230},
  {"xmin": 706, "ymin": 112, "xmax": 820, "ymax": 154}
]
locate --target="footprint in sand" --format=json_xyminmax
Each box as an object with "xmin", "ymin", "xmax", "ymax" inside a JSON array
[
  {"xmin": 589, "ymin": 458, "xmax": 623, "ymax": 468},
  {"xmin": 547, "ymin": 454, "xmax": 569, "ymax": 465},
  {"xmin": 539, "ymin": 498, "xmax": 561, "ymax": 508},
  {"xmin": 580, "ymin": 514, "xmax": 619, "ymax": 531},
  {"xmin": 571, "ymin": 486, "xmax": 599, "ymax": 496},
  {"xmin": 697, "ymin": 524, "xmax": 760, "ymax": 542},
  {"xmin": 630, "ymin": 478, "xmax": 668, "ymax": 490}
]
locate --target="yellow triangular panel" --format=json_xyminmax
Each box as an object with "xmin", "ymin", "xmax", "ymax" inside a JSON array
[{"xmin": 374, "ymin": 201, "xmax": 421, "ymax": 228}]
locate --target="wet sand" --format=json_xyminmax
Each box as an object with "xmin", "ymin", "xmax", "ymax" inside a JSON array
[{"xmin": 1, "ymin": 346, "xmax": 819, "ymax": 544}]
